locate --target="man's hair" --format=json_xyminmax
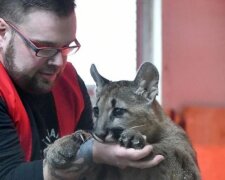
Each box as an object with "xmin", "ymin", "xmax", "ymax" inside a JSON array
[{"xmin": 0, "ymin": 0, "xmax": 76, "ymax": 23}]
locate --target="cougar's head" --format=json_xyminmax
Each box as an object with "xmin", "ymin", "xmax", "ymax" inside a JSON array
[{"xmin": 90, "ymin": 62, "xmax": 159, "ymax": 143}]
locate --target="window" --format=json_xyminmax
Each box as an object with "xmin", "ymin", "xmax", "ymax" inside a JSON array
[
  {"xmin": 68, "ymin": 0, "xmax": 137, "ymax": 85},
  {"xmin": 69, "ymin": 0, "xmax": 162, "ymax": 102}
]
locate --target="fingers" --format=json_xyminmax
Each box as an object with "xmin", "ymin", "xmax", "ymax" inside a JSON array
[
  {"xmin": 116, "ymin": 145, "xmax": 153, "ymax": 161},
  {"xmin": 93, "ymin": 140, "xmax": 165, "ymax": 169},
  {"xmin": 128, "ymin": 155, "xmax": 165, "ymax": 169},
  {"xmin": 116, "ymin": 145, "xmax": 164, "ymax": 169}
]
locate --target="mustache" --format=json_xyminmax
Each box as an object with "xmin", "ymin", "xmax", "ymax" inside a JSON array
[{"xmin": 39, "ymin": 65, "xmax": 60, "ymax": 74}]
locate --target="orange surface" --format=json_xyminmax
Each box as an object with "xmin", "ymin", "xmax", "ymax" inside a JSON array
[
  {"xmin": 195, "ymin": 145, "xmax": 225, "ymax": 180},
  {"xmin": 182, "ymin": 107, "xmax": 225, "ymax": 180},
  {"xmin": 183, "ymin": 107, "xmax": 225, "ymax": 145}
]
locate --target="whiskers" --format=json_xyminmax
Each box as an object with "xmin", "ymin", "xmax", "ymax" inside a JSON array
[{"xmin": 128, "ymin": 124, "xmax": 146, "ymax": 130}]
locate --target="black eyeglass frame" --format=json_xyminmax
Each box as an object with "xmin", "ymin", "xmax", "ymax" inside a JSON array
[{"xmin": 5, "ymin": 20, "xmax": 81, "ymax": 58}]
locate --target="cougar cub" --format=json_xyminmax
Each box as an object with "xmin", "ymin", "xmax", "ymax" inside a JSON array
[
  {"xmin": 88, "ymin": 62, "xmax": 200, "ymax": 180},
  {"xmin": 45, "ymin": 62, "xmax": 200, "ymax": 180}
]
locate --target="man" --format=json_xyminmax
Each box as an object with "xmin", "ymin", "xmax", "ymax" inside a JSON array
[{"xmin": 0, "ymin": 0, "xmax": 164, "ymax": 179}]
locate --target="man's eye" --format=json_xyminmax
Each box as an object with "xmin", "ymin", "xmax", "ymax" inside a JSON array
[
  {"xmin": 112, "ymin": 108, "xmax": 127, "ymax": 117},
  {"xmin": 93, "ymin": 107, "xmax": 99, "ymax": 117}
]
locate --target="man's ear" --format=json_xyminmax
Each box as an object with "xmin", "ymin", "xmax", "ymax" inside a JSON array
[
  {"xmin": 0, "ymin": 18, "xmax": 8, "ymax": 50},
  {"xmin": 0, "ymin": 18, "xmax": 8, "ymax": 37}
]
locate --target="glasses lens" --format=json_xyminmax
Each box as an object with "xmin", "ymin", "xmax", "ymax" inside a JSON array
[
  {"xmin": 37, "ymin": 49, "xmax": 58, "ymax": 57},
  {"xmin": 36, "ymin": 40, "xmax": 80, "ymax": 58},
  {"xmin": 63, "ymin": 47, "xmax": 79, "ymax": 56},
  {"xmin": 62, "ymin": 40, "xmax": 80, "ymax": 56}
]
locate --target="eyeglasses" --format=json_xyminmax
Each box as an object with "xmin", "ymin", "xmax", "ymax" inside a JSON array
[{"xmin": 5, "ymin": 20, "xmax": 81, "ymax": 58}]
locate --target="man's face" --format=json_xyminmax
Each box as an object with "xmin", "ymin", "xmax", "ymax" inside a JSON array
[{"xmin": 1, "ymin": 10, "xmax": 77, "ymax": 94}]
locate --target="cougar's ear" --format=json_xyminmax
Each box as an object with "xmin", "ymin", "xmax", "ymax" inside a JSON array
[
  {"xmin": 134, "ymin": 62, "xmax": 159, "ymax": 104},
  {"xmin": 90, "ymin": 64, "xmax": 110, "ymax": 95}
]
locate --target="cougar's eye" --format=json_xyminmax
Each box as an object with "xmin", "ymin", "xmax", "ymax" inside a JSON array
[
  {"xmin": 93, "ymin": 107, "xmax": 99, "ymax": 117},
  {"xmin": 112, "ymin": 108, "xmax": 127, "ymax": 117}
]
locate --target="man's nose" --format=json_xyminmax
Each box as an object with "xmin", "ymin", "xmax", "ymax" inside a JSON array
[{"xmin": 48, "ymin": 52, "xmax": 66, "ymax": 66}]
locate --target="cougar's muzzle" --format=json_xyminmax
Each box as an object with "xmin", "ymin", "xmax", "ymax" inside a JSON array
[{"xmin": 92, "ymin": 127, "xmax": 124, "ymax": 143}]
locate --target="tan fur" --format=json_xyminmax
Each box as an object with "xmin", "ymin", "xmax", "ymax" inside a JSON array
[{"xmin": 86, "ymin": 62, "xmax": 201, "ymax": 180}]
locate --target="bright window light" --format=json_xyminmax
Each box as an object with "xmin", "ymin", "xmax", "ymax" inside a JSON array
[{"xmin": 68, "ymin": 0, "xmax": 137, "ymax": 85}]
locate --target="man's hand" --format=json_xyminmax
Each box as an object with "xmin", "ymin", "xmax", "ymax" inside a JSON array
[
  {"xmin": 43, "ymin": 130, "xmax": 164, "ymax": 179},
  {"xmin": 93, "ymin": 140, "xmax": 165, "ymax": 169}
]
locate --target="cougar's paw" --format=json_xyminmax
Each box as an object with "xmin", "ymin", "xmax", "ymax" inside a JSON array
[
  {"xmin": 44, "ymin": 130, "xmax": 89, "ymax": 169},
  {"xmin": 119, "ymin": 129, "xmax": 146, "ymax": 149}
]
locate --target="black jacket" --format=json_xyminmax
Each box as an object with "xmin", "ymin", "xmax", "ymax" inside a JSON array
[{"xmin": 0, "ymin": 75, "xmax": 93, "ymax": 180}]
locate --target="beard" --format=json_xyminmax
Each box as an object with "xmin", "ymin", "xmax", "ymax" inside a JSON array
[{"xmin": 3, "ymin": 36, "xmax": 57, "ymax": 94}]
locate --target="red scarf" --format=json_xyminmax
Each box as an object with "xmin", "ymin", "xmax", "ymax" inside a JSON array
[{"xmin": 0, "ymin": 62, "xmax": 84, "ymax": 161}]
